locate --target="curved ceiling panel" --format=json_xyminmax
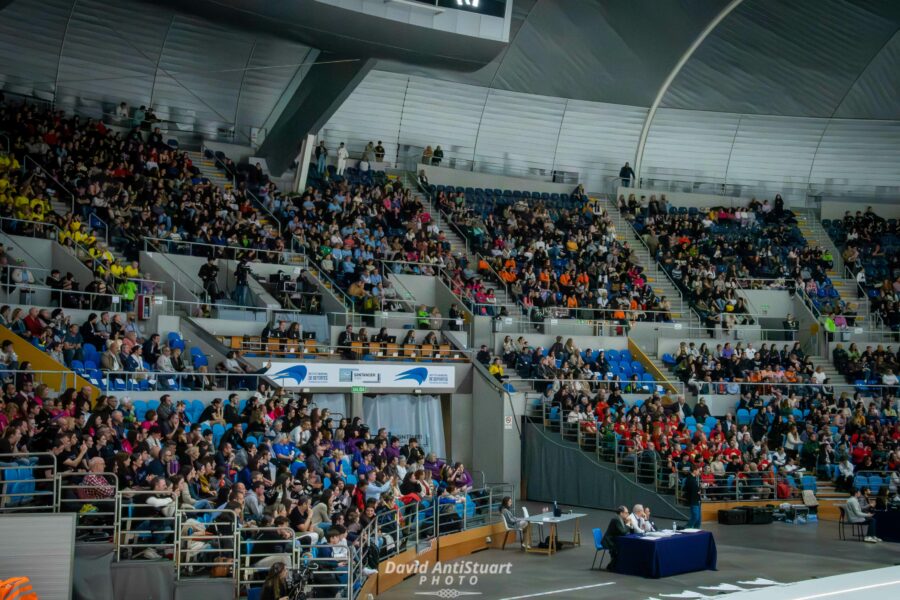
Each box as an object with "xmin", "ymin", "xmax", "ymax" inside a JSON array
[
  {"xmin": 55, "ymin": 0, "xmax": 169, "ymax": 116},
  {"xmin": 834, "ymin": 28, "xmax": 900, "ymax": 119},
  {"xmin": 0, "ymin": 0, "xmax": 69, "ymax": 100},
  {"xmin": 661, "ymin": 0, "xmax": 900, "ymax": 117},
  {"xmin": 489, "ymin": 0, "xmax": 729, "ymax": 106},
  {"xmin": 0, "ymin": 0, "xmax": 313, "ymax": 139}
]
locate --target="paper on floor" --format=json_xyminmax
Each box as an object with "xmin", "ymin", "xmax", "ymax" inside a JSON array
[{"xmin": 737, "ymin": 578, "xmax": 782, "ymax": 586}]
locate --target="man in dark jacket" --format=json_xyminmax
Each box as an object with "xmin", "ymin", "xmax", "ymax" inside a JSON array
[
  {"xmin": 619, "ymin": 162, "xmax": 635, "ymax": 187},
  {"xmin": 601, "ymin": 505, "xmax": 632, "ymax": 571},
  {"xmin": 683, "ymin": 463, "xmax": 703, "ymax": 528}
]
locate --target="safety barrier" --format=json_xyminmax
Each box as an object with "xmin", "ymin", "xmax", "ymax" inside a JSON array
[
  {"xmin": 56, "ymin": 471, "xmax": 120, "ymax": 542},
  {"xmin": 176, "ymin": 508, "xmax": 239, "ymax": 583},
  {"xmin": 0, "ymin": 453, "xmax": 56, "ymax": 513},
  {"xmin": 0, "ymin": 458, "xmax": 510, "ymax": 599},
  {"xmin": 116, "ymin": 490, "xmax": 178, "ymax": 561},
  {"xmin": 237, "ymin": 525, "xmax": 298, "ymax": 595}
]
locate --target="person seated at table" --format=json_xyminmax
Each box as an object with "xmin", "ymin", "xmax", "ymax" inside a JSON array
[
  {"xmin": 601, "ymin": 505, "xmax": 631, "ymax": 572},
  {"xmin": 626, "ymin": 504, "xmax": 654, "ymax": 533},
  {"xmin": 846, "ymin": 488, "xmax": 881, "ymax": 543},
  {"xmin": 500, "ymin": 496, "xmax": 528, "ymax": 547}
]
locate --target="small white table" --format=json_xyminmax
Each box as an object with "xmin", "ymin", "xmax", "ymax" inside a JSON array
[{"xmin": 523, "ymin": 512, "xmax": 587, "ymax": 555}]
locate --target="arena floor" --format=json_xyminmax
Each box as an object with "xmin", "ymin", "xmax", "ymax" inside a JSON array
[{"xmin": 376, "ymin": 503, "xmax": 900, "ymax": 600}]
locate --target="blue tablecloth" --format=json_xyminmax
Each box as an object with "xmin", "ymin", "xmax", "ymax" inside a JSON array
[
  {"xmin": 874, "ymin": 511, "xmax": 900, "ymax": 543},
  {"xmin": 615, "ymin": 531, "xmax": 717, "ymax": 578}
]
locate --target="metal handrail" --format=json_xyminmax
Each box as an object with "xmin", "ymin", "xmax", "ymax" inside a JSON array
[
  {"xmin": 603, "ymin": 196, "xmax": 694, "ymax": 320},
  {"xmin": 142, "ymin": 236, "xmax": 304, "ymax": 266},
  {"xmin": 201, "ymin": 143, "xmax": 283, "ymax": 233},
  {"xmin": 23, "ymin": 155, "xmax": 76, "ymax": 215}
]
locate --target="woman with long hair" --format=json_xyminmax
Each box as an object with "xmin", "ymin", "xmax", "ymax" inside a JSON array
[{"xmin": 260, "ymin": 560, "xmax": 290, "ymax": 600}]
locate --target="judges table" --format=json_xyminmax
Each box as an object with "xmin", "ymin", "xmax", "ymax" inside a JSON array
[
  {"xmin": 523, "ymin": 512, "xmax": 586, "ymax": 555},
  {"xmin": 615, "ymin": 531, "xmax": 717, "ymax": 578},
  {"xmin": 874, "ymin": 510, "xmax": 900, "ymax": 543}
]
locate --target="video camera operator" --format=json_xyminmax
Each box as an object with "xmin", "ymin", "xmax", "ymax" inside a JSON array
[{"xmin": 233, "ymin": 256, "xmax": 251, "ymax": 306}]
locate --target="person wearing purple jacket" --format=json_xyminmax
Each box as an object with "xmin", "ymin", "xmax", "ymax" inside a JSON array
[
  {"xmin": 383, "ymin": 437, "xmax": 401, "ymax": 462},
  {"xmin": 424, "ymin": 453, "xmax": 445, "ymax": 480},
  {"xmin": 451, "ymin": 462, "xmax": 473, "ymax": 492}
]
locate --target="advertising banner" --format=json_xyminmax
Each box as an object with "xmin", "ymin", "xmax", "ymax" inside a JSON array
[{"xmin": 264, "ymin": 362, "xmax": 456, "ymax": 390}]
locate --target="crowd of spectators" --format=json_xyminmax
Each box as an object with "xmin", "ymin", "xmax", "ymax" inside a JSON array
[
  {"xmin": 540, "ymin": 373, "xmax": 899, "ymax": 504},
  {"xmin": 435, "ymin": 187, "xmax": 673, "ymax": 324},
  {"xmin": 828, "ymin": 208, "xmax": 900, "ymax": 332},
  {"xmin": 621, "ymin": 193, "xmax": 854, "ymax": 336},
  {"xmin": 666, "ymin": 340, "xmax": 822, "ymax": 395},
  {"xmin": 832, "ymin": 343, "xmax": 900, "ymax": 393},
  {"xmin": 0, "ymin": 383, "xmax": 474, "ymax": 574},
  {"xmin": 0, "ymin": 97, "xmax": 300, "ymax": 314}
]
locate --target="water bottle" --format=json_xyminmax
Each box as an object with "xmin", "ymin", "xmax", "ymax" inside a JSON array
[
  {"xmin": 672, "ymin": 521, "xmax": 676, "ymax": 531},
  {"xmin": 553, "ymin": 501, "xmax": 561, "ymax": 517}
]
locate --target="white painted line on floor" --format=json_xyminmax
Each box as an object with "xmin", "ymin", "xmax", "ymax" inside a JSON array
[
  {"xmin": 738, "ymin": 578, "xmax": 782, "ymax": 586},
  {"xmin": 792, "ymin": 579, "xmax": 900, "ymax": 600},
  {"xmin": 698, "ymin": 583, "xmax": 747, "ymax": 591},
  {"xmin": 495, "ymin": 582, "xmax": 615, "ymax": 600}
]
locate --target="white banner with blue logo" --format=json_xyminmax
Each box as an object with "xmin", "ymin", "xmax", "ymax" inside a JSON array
[
  {"xmin": 363, "ymin": 394, "xmax": 446, "ymax": 459},
  {"xmin": 264, "ymin": 363, "xmax": 456, "ymax": 390}
]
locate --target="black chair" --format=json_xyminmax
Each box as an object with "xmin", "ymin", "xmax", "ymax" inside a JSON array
[{"xmin": 838, "ymin": 506, "xmax": 865, "ymax": 541}]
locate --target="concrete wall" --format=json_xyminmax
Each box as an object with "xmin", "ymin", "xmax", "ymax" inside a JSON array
[
  {"xmin": 471, "ymin": 366, "xmax": 522, "ymax": 496},
  {"xmin": 1, "ymin": 234, "xmax": 53, "ymax": 269},
  {"xmin": 739, "ymin": 290, "xmax": 793, "ymax": 317},
  {"xmin": 391, "ymin": 273, "xmax": 436, "ymax": 307},
  {"xmin": 51, "ymin": 243, "xmax": 94, "ymax": 281},
  {"xmin": 423, "ymin": 164, "xmax": 576, "ymax": 195},
  {"xmin": 447, "ymin": 393, "xmax": 473, "ymax": 468}
]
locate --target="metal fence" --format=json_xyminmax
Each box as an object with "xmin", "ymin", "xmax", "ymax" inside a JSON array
[
  {"xmin": 0, "ymin": 452, "xmax": 56, "ymax": 513},
  {"xmin": 0, "ymin": 467, "xmax": 511, "ymax": 599}
]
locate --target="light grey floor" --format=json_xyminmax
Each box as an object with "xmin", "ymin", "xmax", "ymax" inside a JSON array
[{"xmin": 376, "ymin": 502, "xmax": 900, "ymax": 600}]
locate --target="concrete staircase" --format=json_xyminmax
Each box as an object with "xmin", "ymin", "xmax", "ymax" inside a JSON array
[
  {"xmin": 401, "ymin": 172, "xmax": 525, "ymax": 320},
  {"xmin": 600, "ymin": 197, "xmax": 694, "ymax": 324},
  {"xmin": 186, "ymin": 150, "xmax": 234, "ymax": 192},
  {"xmin": 794, "ymin": 212, "xmax": 872, "ymax": 328}
]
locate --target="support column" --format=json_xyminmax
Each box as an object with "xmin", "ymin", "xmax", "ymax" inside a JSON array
[
  {"xmin": 350, "ymin": 392, "xmax": 364, "ymax": 421},
  {"xmin": 258, "ymin": 54, "xmax": 375, "ymax": 175},
  {"xmin": 293, "ymin": 133, "xmax": 316, "ymax": 193}
]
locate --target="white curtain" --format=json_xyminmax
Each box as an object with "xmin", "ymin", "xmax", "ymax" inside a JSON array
[
  {"xmin": 312, "ymin": 394, "xmax": 349, "ymax": 418},
  {"xmin": 363, "ymin": 394, "xmax": 446, "ymax": 458}
]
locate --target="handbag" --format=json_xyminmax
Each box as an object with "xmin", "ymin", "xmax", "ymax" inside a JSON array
[{"xmin": 210, "ymin": 557, "xmax": 232, "ymax": 578}]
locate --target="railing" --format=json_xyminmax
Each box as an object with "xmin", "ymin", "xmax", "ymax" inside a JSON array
[
  {"xmin": 0, "ymin": 468, "xmax": 511, "ymax": 599},
  {"xmin": 200, "ymin": 143, "xmax": 283, "ymax": 232},
  {"xmin": 2, "ymin": 88, "xmax": 249, "ymax": 146},
  {"xmin": 696, "ymin": 380, "xmax": 900, "ymax": 399},
  {"xmin": 143, "ymin": 237, "xmax": 302, "ymax": 266},
  {"xmin": 23, "ymin": 155, "xmax": 76, "ymax": 215},
  {"xmin": 117, "ymin": 489, "xmax": 179, "ymax": 560},
  {"xmin": 398, "ymin": 144, "xmax": 580, "ymax": 184},
  {"xmin": 176, "ymin": 508, "xmax": 238, "ymax": 581},
  {"xmin": 0, "ymin": 216, "xmax": 122, "ymax": 279},
  {"xmin": 0, "ymin": 452, "xmax": 56, "ymax": 513},
  {"xmin": 56, "ymin": 471, "xmax": 120, "ymax": 541},
  {"xmin": 603, "ymin": 196, "xmax": 697, "ymax": 326}
]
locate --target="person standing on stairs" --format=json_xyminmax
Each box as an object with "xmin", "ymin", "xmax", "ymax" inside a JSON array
[
  {"xmin": 336, "ymin": 142, "xmax": 349, "ymax": 176},
  {"xmin": 315, "ymin": 140, "xmax": 328, "ymax": 174}
]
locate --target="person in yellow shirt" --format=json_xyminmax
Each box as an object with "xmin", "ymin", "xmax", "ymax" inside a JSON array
[
  {"xmin": 489, "ymin": 357, "xmax": 505, "ymax": 381},
  {"xmin": 124, "ymin": 261, "xmax": 140, "ymax": 279}
]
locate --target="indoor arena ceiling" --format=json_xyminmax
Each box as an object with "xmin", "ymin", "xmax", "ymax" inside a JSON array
[{"xmin": 380, "ymin": 0, "xmax": 900, "ymax": 120}]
